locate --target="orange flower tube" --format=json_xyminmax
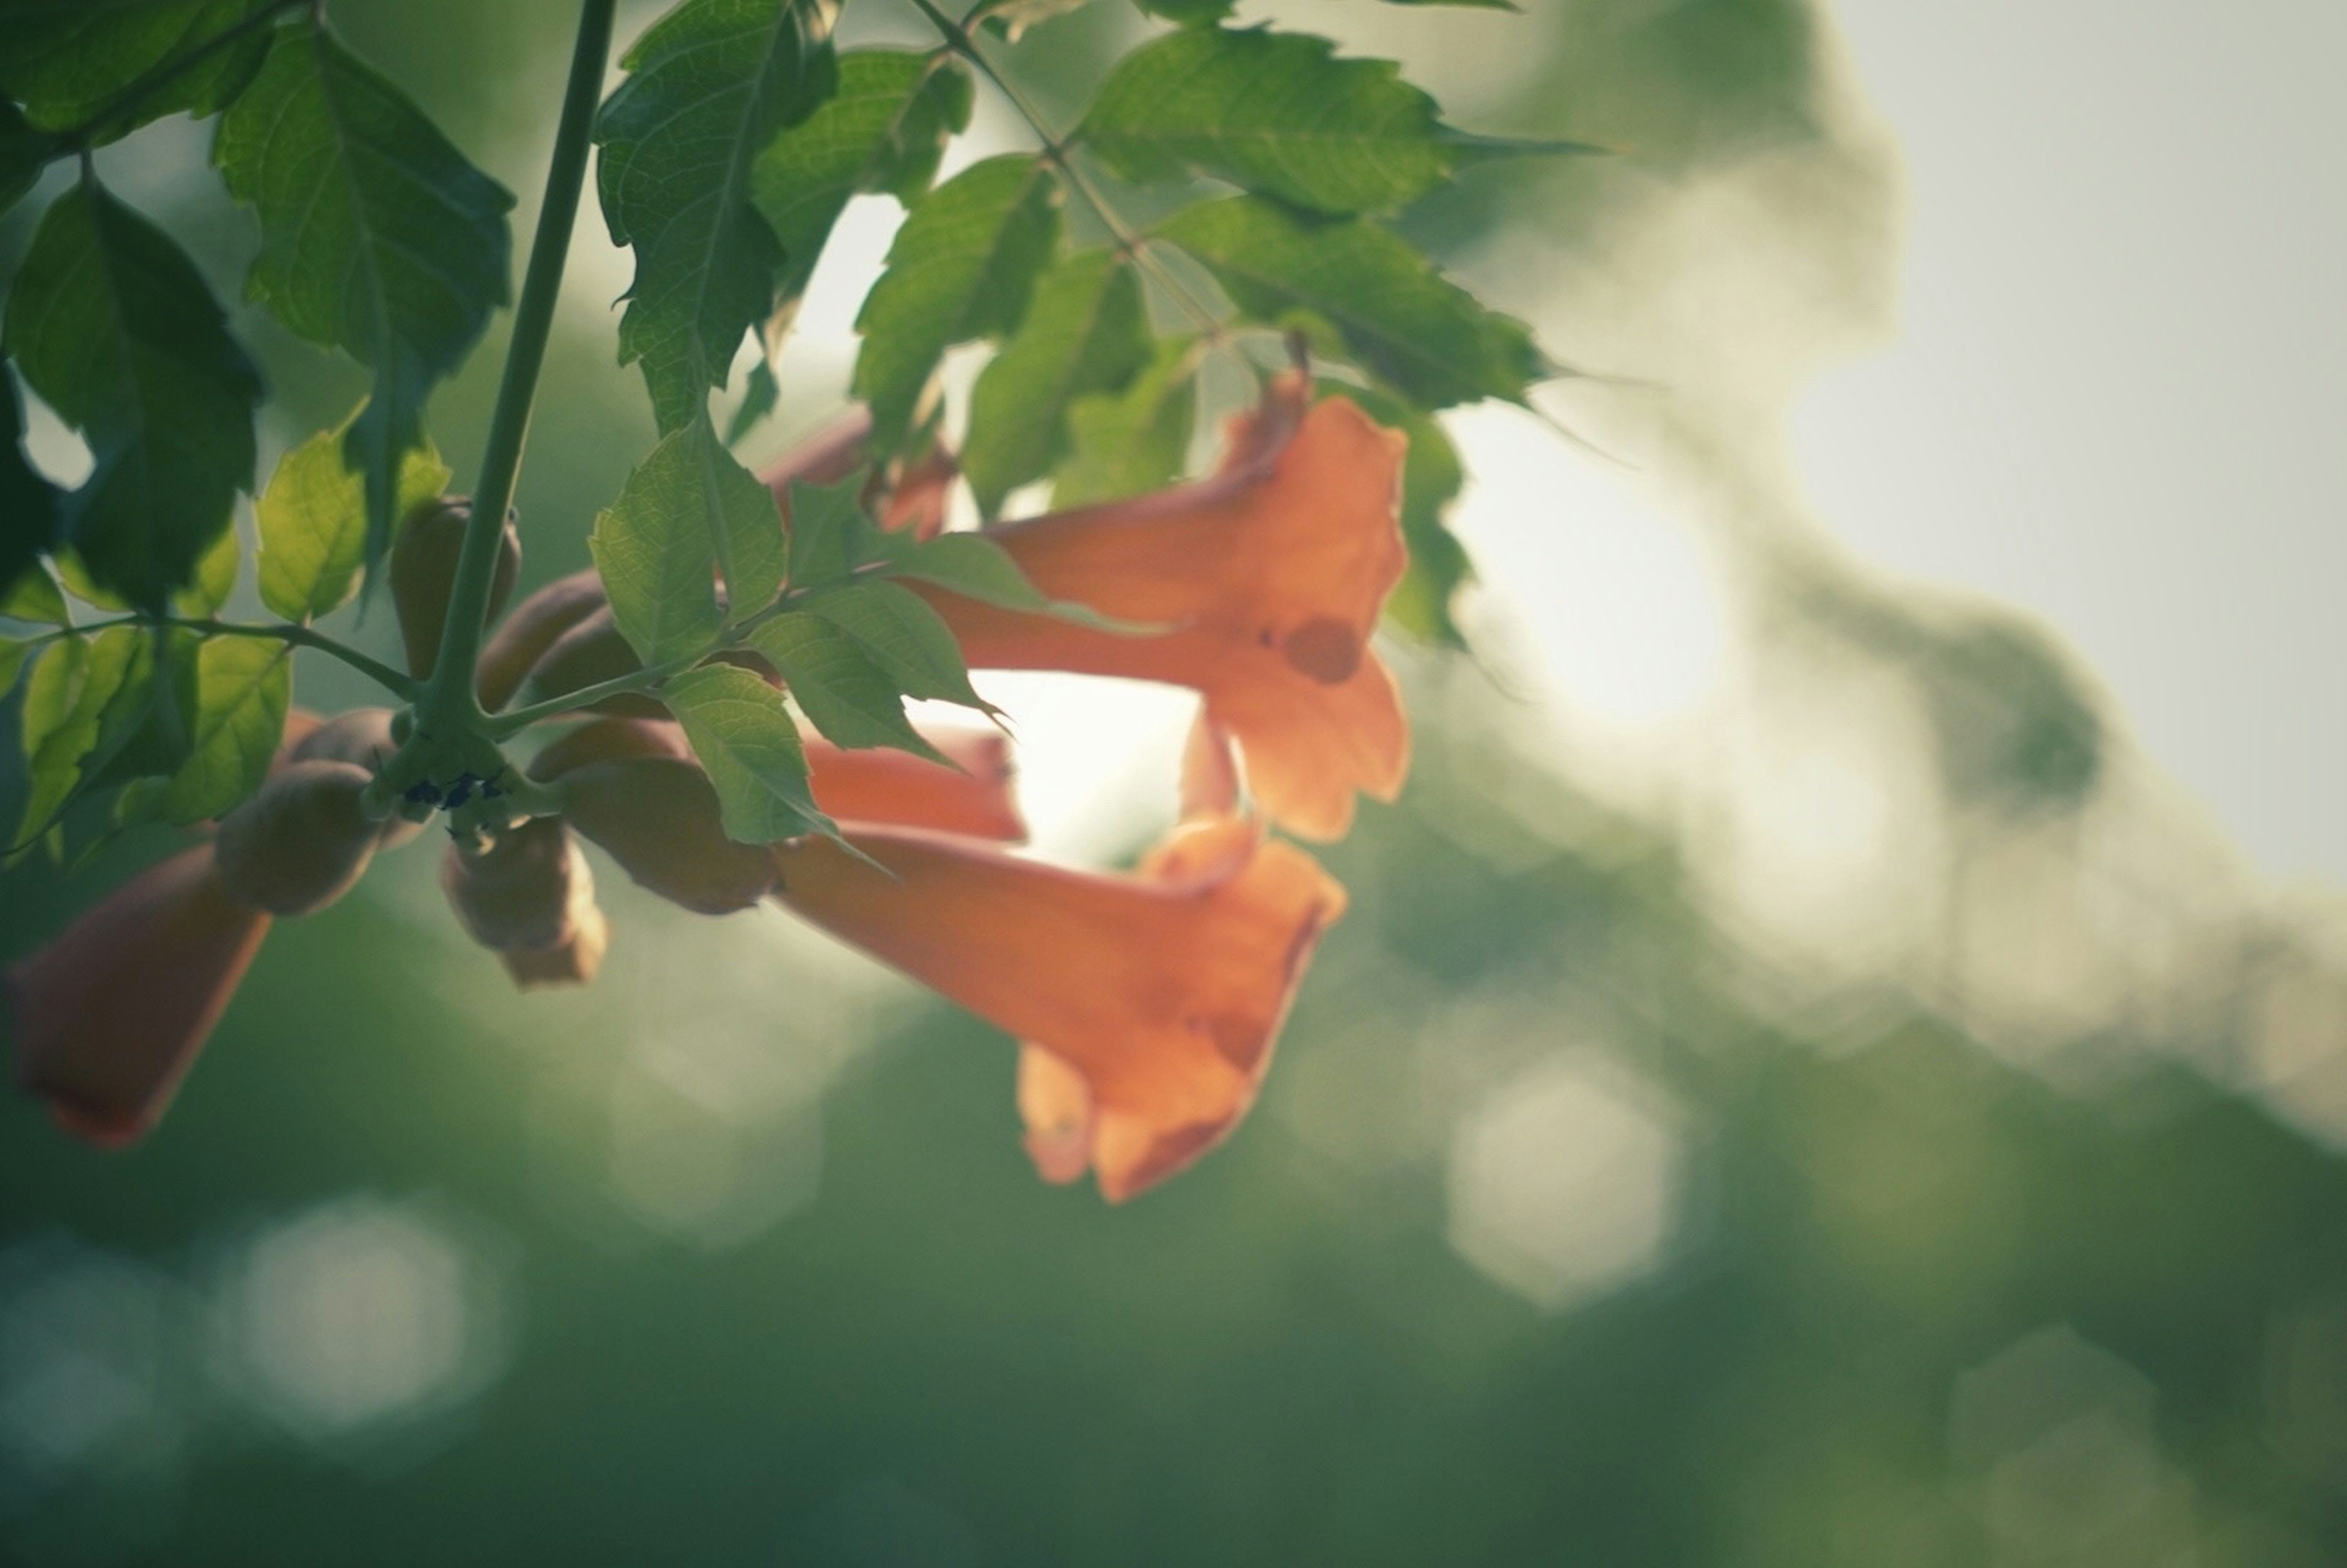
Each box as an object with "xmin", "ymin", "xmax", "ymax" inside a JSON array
[
  {"xmin": 6, "ymin": 845, "xmax": 271, "ymax": 1147},
  {"xmin": 771, "ymin": 819, "xmax": 1346, "ymax": 1201},
  {"xmin": 910, "ymin": 377, "xmax": 1411, "ymax": 841}
]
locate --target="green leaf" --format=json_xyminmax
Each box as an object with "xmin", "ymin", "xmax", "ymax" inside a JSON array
[
  {"xmin": 659, "ymin": 662, "xmax": 832, "ymax": 844},
  {"xmin": 0, "ymin": 0, "xmax": 279, "ymax": 144},
  {"xmin": 2, "ymin": 179, "xmax": 262, "ymax": 611},
  {"xmin": 0, "ymin": 368, "xmax": 64, "ymax": 595},
  {"xmin": 0, "ymin": 100, "xmax": 55, "ymax": 219},
  {"xmin": 10, "ymin": 625, "xmax": 142, "ymax": 854},
  {"xmin": 880, "ymin": 531, "xmax": 1152, "ymax": 633},
  {"xmin": 592, "ymin": 438, "xmax": 726, "ymax": 665},
  {"xmin": 851, "ymin": 154, "xmax": 1063, "ymax": 448},
  {"xmin": 780, "ymin": 477, "xmax": 880, "ymax": 588},
  {"xmin": 751, "ymin": 49, "xmax": 972, "ymax": 338},
  {"xmin": 1158, "ymin": 195, "xmax": 1546, "ymax": 409},
  {"xmin": 803, "ymin": 578, "xmax": 991, "ymax": 711},
  {"xmin": 748, "ymin": 611, "xmax": 944, "ymax": 759},
  {"xmin": 81, "ymin": 628, "xmax": 198, "ymax": 795},
  {"xmin": 215, "ymin": 19, "xmax": 513, "ymax": 568},
  {"xmin": 0, "ymin": 634, "xmax": 32, "ymax": 702},
  {"xmin": 1134, "ymin": 0, "xmax": 1236, "ymax": 24},
  {"xmin": 1381, "ymin": 0, "xmax": 1518, "ymax": 9},
  {"xmin": 256, "ymin": 413, "xmax": 450, "ymax": 621},
  {"xmin": 1335, "ymin": 380, "xmax": 1471, "ymax": 647},
  {"xmin": 595, "ymin": 0, "xmax": 842, "ymax": 433},
  {"xmin": 152, "ymin": 635, "xmax": 290, "ymax": 822},
  {"xmin": 1081, "ymin": 28, "xmax": 1450, "ymax": 216},
  {"xmin": 962, "ymin": 249, "xmax": 1150, "ymax": 517},
  {"xmin": 0, "ymin": 565, "xmax": 69, "ymax": 626},
  {"xmin": 179, "ymin": 515, "xmax": 240, "ymax": 617},
  {"xmin": 725, "ymin": 359, "xmax": 781, "ymax": 446},
  {"xmin": 1054, "ymin": 336, "xmax": 1198, "ymax": 506}
]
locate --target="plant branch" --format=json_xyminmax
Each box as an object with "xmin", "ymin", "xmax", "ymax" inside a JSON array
[
  {"xmin": 417, "ymin": 0, "xmax": 618, "ymax": 731},
  {"xmin": 907, "ymin": 0, "xmax": 1229, "ymax": 340},
  {"xmin": 64, "ymin": 612, "xmax": 422, "ymax": 695}
]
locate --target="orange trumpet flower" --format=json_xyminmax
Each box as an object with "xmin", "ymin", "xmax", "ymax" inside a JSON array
[
  {"xmin": 908, "ymin": 375, "xmax": 1411, "ymax": 841},
  {"xmin": 770, "ymin": 817, "xmax": 1346, "ymax": 1201},
  {"xmin": 5, "ymin": 845, "xmax": 271, "ymax": 1147}
]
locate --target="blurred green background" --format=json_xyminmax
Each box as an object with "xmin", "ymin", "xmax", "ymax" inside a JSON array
[{"xmin": 6, "ymin": 0, "xmax": 2347, "ymax": 1563}]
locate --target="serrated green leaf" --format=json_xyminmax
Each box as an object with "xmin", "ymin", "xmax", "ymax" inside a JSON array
[
  {"xmin": 749, "ymin": 611, "xmax": 945, "ymax": 759},
  {"xmin": 0, "ymin": 626, "xmax": 40, "ymax": 700},
  {"xmin": 589, "ymin": 425, "xmax": 737, "ymax": 664},
  {"xmin": 962, "ymin": 249, "xmax": 1150, "ymax": 518},
  {"xmin": 781, "ymin": 476, "xmax": 882, "ymax": 588},
  {"xmin": 1159, "ymin": 196, "xmax": 1545, "ymax": 409},
  {"xmin": 751, "ymin": 49, "xmax": 972, "ymax": 341},
  {"xmin": 179, "ymin": 515, "xmax": 240, "ymax": 617},
  {"xmin": 1335, "ymin": 381, "xmax": 1471, "ymax": 647},
  {"xmin": 153, "ymin": 635, "xmax": 290, "ymax": 822},
  {"xmin": 2, "ymin": 179, "xmax": 261, "ymax": 611},
  {"xmin": 1081, "ymin": 28, "xmax": 1452, "ymax": 216},
  {"xmin": 53, "ymin": 552, "xmax": 129, "ymax": 612},
  {"xmin": 725, "ymin": 359, "xmax": 781, "ymax": 446},
  {"xmin": 596, "ymin": 0, "xmax": 842, "ymax": 433},
  {"xmin": 0, "ymin": 367, "xmax": 64, "ymax": 593},
  {"xmin": 881, "ymin": 531, "xmax": 1153, "ymax": 633},
  {"xmin": 0, "ymin": 565, "xmax": 69, "ymax": 626},
  {"xmin": 0, "ymin": 100, "xmax": 54, "ymax": 219},
  {"xmin": 82, "ymin": 628, "xmax": 197, "ymax": 793},
  {"xmin": 215, "ymin": 19, "xmax": 513, "ymax": 567},
  {"xmin": 851, "ymin": 154, "xmax": 1063, "ymax": 449},
  {"xmin": 10, "ymin": 626, "xmax": 140, "ymax": 854},
  {"xmin": 257, "ymin": 413, "xmax": 450, "ymax": 621},
  {"xmin": 1054, "ymin": 336, "xmax": 1199, "ymax": 506},
  {"xmin": 660, "ymin": 662, "xmax": 832, "ymax": 844},
  {"xmin": 0, "ymin": 0, "xmax": 279, "ymax": 145},
  {"xmin": 803, "ymin": 577, "xmax": 990, "ymax": 711}
]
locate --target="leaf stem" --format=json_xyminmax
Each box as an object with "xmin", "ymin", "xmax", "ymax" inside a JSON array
[
  {"xmin": 65, "ymin": 613, "xmax": 421, "ymax": 695},
  {"xmin": 907, "ymin": 0, "xmax": 1228, "ymax": 339},
  {"xmin": 416, "ymin": 0, "xmax": 618, "ymax": 732}
]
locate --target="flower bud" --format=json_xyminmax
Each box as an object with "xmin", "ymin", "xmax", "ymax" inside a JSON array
[
  {"xmin": 500, "ymin": 901, "xmax": 608, "ymax": 989},
  {"xmin": 477, "ymin": 569, "xmax": 605, "ymax": 712},
  {"xmin": 390, "ymin": 496, "xmax": 521, "ymax": 681},
  {"xmin": 211, "ymin": 759, "xmax": 380, "ymax": 915},
  {"xmin": 532, "ymin": 738, "xmax": 775, "ymax": 914},
  {"xmin": 289, "ymin": 706, "xmax": 422, "ymax": 848},
  {"xmin": 441, "ymin": 815, "xmax": 584, "ymax": 954}
]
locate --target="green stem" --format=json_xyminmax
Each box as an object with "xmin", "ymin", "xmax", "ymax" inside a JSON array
[
  {"xmin": 909, "ymin": 0, "xmax": 1229, "ymax": 339},
  {"xmin": 417, "ymin": 0, "xmax": 617, "ymax": 731},
  {"xmin": 65, "ymin": 613, "xmax": 422, "ymax": 695}
]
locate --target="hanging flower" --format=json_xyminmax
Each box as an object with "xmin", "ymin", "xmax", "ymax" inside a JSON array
[
  {"xmin": 908, "ymin": 374, "xmax": 1412, "ymax": 841},
  {"xmin": 7, "ymin": 845, "xmax": 271, "ymax": 1146},
  {"xmin": 770, "ymin": 813, "xmax": 1346, "ymax": 1201}
]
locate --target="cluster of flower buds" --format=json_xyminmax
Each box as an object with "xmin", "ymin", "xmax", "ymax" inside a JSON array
[{"xmin": 6, "ymin": 372, "xmax": 1415, "ymax": 1201}]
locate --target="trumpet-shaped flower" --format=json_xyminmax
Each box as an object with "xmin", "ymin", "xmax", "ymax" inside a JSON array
[
  {"xmin": 911, "ymin": 376, "xmax": 1411, "ymax": 840},
  {"xmin": 6, "ymin": 846, "xmax": 271, "ymax": 1146},
  {"xmin": 770, "ymin": 818, "xmax": 1346, "ymax": 1201}
]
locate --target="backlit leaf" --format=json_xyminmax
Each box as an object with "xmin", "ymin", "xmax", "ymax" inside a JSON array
[
  {"xmin": 256, "ymin": 412, "xmax": 450, "ymax": 622},
  {"xmin": 751, "ymin": 49, "xmax": 972, "ymax": 336},
  {"xmin": 660, "ymin": 662, "xmax": 833, "ymax": 844},
  {"xmin": 803, "ymin": 577, "xmax": 990, "ymax": 711},
  {"xmin": 749, "ymin": 611, "xmax": 944, "ymax": 760},
  {"xmin": 851, "ymin": 154, "xmax": 1063, "ymax": 448},
  {"xmin": 1158, "ymin": 195, "xmax": 1546, "ymax": 408},
  {"xmin": 0, "ymin": 0, "xmax": 279, "ymax": 144},
  {"xmin": 215, "ymin": 19, "xmax": 513, "ymax": 567},
  {"xmin": 962, "ymin": 249, "xmax": 1150, "ymax": 516},
  {"xmin": 1052, "ymin": 335, "xmax": 1198, "ymax": 507},
  {"xmin": 152, "ymin": 634, "xmax": 290, "ymax": 822},
  {"xmin": 0, "ymin": 368, "xmax": 63, "ymax": 596},
  {"xmin": 589, "ymin": 426, "xmax": 733, "ymax": 665},
  {"xmin": 2, "ymin": 179, "xmax": 261, "ymax": 610},
  {"xmin": 595, "ymin": 0, "xmax": 841, "ymax": 432}
]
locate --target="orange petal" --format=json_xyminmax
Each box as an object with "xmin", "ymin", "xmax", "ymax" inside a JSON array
[
  {"xmin": 1016, "ymin": 1045, "xmax": 1094, "ymax": 1185},
  {"xmin": 771, "ymin": 821, "xmax": 1346, "ymax": 1201},
  {"xmin": 913, "ymin": 377, "xmax": 1411, "ymax": 841},
  {"xmin": 804, "ymin": 725, "xmax": 1026, "ymax": 842},
  {"xmin": 6, "ymin": 845, "xmax": 270, "ymax": 1147}
]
